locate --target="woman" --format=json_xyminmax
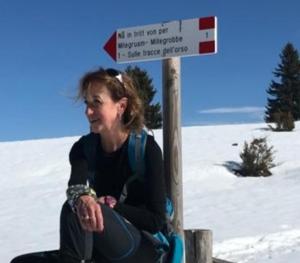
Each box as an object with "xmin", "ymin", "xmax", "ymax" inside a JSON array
[
  {"xmin": 60, "ymin": 68, "xmax": 167, "ymax": 263},
  {"xmin": 11, "ymin": 68, "xmax": 167, "ymax": 263}
]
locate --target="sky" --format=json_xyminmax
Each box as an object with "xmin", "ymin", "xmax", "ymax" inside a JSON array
[
  {"xmin": 1, "ymin": 0, "xmax": 300, "ymax": 141},
  {"xmin": 2, "ymin": 122, "xmax": 300, "ymax": 262}
]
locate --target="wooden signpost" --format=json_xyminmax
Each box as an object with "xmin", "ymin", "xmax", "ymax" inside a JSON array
[{"xmin": 104, "ymin": 16, "xmax": 218, "ymax": 263}]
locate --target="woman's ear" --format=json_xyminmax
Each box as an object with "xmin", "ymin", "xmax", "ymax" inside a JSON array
[{"xmin": 118, "ymin": 97, "xmax": 128, "ymax": 114}]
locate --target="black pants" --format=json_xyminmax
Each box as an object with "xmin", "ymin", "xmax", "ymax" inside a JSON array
[{"xmin": 60, "ymin": 201, "xmax": 158, "ymax": 263}]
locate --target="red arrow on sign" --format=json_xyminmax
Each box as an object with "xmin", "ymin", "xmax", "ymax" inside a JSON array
[{"xmin": 103, "ymin": 32, "xmax": 117, "ymax": 61}]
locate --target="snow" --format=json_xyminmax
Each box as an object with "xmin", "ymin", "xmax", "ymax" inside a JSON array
[{"xmin": 1, "ymin": 122, "xmax": 300, "ymax": 262}]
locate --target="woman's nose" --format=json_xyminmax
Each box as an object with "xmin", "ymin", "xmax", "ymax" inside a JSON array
[{"xmin": 85, "ymin": 106, "xmax": 94, "ymax": 116}]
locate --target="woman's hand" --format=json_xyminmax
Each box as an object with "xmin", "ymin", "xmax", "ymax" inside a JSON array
[
  {"xmin": 97, "ymin": 195, "xmax": 117, "ymax": 208},
  {"xmin": 76, "ymin": 195, "xmax": 104, "ymax": 233}
]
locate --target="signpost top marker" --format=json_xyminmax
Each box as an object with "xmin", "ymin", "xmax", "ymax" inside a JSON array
[{"xmin": 103, "ymin": 16, "xmax": 217, "ymax": 63}]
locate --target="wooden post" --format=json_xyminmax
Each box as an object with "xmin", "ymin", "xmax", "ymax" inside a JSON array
[
  {"xmin": 184, "ymin": 229, "xmax": 213, "ymax": 263},
  {"xmin": 162, "ymin": 57, "xmax": 184, "ymax": 238}
]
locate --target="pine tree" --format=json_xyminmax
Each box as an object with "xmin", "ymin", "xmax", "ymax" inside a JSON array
[
  {"xmin": 265, "ymin": 43, "xmax": 300, "ymax": 123},
  {"xmin": 125, "ymin": 66, "xmax": 162, "ymax": 129}
]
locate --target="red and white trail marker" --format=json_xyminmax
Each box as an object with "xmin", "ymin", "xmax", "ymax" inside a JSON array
[{"xmin": 104, "ymin": 16, "xmax": 217, "ymax": 63}]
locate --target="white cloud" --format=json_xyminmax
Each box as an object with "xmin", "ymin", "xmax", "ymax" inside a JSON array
[{"xmin": 198, "ymin": 107, "xmax": 265, "ymax": 114}]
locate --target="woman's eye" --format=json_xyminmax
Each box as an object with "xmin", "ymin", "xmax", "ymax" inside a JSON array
[
  {"xmin": 84, "ymin": 98, "xmax": 102, "ymax": 108},
  {"xmin": 94, "ymin": 99, "xmax": 102, "ymax": 105}
]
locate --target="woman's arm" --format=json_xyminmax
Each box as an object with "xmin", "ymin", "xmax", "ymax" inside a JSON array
[
  {"xmin": 67, "ymin": 137, "xmax": 95, "ymax": 210},
  {"xmin": 67, "ymin": 138, "xmax": 105, "ymax": 232},
  {"xmin": 68, "ymin": 138, "xmax": 89, "ymax": 186}
]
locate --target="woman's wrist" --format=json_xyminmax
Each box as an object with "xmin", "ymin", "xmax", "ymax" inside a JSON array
[{"xmin": 66, "ymin": 184, "xmax": 97, "ymax": 212}]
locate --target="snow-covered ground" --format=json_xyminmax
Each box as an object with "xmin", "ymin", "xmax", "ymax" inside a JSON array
[{"xmin": 1, "ymin": 122, "xmax": 300, "ymax": 262}]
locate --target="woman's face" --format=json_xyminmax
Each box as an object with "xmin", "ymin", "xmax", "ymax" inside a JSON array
[{"xmin": 84, "ymin": 83, "xmax": 126, "ymax": 134}]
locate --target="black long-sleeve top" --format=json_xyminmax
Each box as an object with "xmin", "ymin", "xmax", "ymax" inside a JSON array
[{"xmin": 68, "ymin": 134, "xmax": 166, "ymax": 234}]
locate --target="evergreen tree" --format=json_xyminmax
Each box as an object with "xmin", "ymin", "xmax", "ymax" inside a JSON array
[
  {"xmin": 125, "ymin": 66, "xmax": 162, "ymax": 129},
  {"xmin": 265, "ymin": 43, "xmax": 300, "ymax": 123}
]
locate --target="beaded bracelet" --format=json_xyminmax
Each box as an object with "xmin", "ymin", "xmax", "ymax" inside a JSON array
[{"xmin": 66, "ymin": 184, "xmax": 97, "ymax": 211}]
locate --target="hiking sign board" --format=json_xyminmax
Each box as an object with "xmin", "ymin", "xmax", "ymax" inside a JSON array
[{"xmin": 104, "ymin": 16, "xmax": 217, "ymax": 63}]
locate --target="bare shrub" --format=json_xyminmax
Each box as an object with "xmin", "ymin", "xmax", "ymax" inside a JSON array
[{"xmin": 239, "ymin": 137, "xmax": 275, "ymax": 177}]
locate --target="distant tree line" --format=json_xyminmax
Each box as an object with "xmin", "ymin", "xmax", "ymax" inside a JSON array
[{"xmin": 265, "ymin": 42, "xmax": 300, "ymax": 131}]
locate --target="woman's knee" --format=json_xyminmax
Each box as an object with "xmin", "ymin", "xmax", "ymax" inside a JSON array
[
  {"xmin": 60, "ymin": 200, "xmax": 81, "ymax": 233},
  {"xmin": 60, "ymin": 201, "xmax": 75, "ymax": 219},
  {"xmin": 93, "ymin": 205, "xmax": 141, "ymax": 261},
  {"xmin": 61, "ymin": 200, "xmax": 72, "ymax": 214}
]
